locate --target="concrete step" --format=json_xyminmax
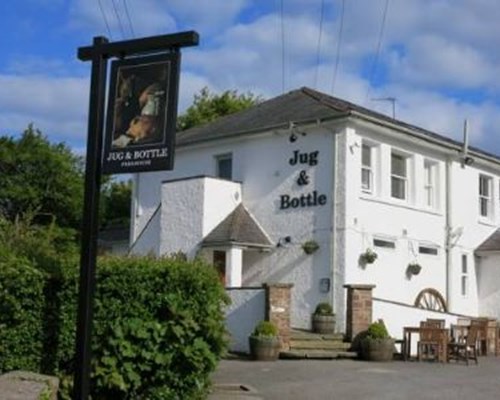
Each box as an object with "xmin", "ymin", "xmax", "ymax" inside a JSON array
[
  {"xmin": 280, "ymin": 350, "xmax": 358, "ymax": 360},
  {"xmin": 289, "ymin": 340, "xmax": 351, "ymax": 351},
  {"xmin": 290, "ymin": 329, "xmax": 345, "ymax": 342}
]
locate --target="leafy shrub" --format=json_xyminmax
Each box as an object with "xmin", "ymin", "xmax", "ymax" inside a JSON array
[
  {"xmin": 0, "ymin": 257, "xmax": 45, "ymax": 371},
  {"xmin": 251, "ymin": 321, "xmax": 279, "ymax": 338},
  {"xmin": 314, "ymin": 302, "xmax": 334, "ymax": 315},
  {"xmin": 366, "ymin": 322, "xmax": 390, "ymax": 339},
  {"xmin": 0, "ymin": 254, "xmax": 229, "ymax": 400}
]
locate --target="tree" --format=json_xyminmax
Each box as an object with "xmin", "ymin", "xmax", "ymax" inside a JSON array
[
  {"xmin": 0, "ymin": 125, "xmax": 84, "ymax": 230},
  {"xmin": 100, "ymin": 179, "xmax": 132, "ymax": 228},
  {"xmin": 177, "ymin": 87, "xmax": 262, "ymax": 131}
]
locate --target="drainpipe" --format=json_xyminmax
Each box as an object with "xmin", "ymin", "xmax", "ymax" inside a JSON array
[
  {"xmin": 330, "ymin": 131, "xmax": 339, "ymax": 322},
  {"xmin": 445, "ymin": 158, "xmax": 452, "ymax": 311}
]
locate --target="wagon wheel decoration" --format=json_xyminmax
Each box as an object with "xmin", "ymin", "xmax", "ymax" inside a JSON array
[{"xmin": 414, "ymin": 288, "xmax": 447, "ymax": 312}]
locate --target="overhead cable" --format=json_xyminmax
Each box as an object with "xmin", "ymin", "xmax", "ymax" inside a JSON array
[{"xmin": 331, "ymin": 0, "xmax": 346, "ymax": 95}]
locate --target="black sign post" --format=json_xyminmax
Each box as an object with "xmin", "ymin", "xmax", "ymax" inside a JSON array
[{"xmin": 75, "ymin": 31, "xmax": 198, "ymax": 400}]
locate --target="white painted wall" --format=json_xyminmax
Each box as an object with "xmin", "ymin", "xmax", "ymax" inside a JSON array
[
  {"xmin": 478, "ymin": 253, "xmax": 500, "ymax": 319},
  {"xmin": 225, "ymin": 288, "xmax": 266, "ymax": 353},
  {"xmin": 160, "ymin": 177, "xmax": 241, "ymax": 258}
]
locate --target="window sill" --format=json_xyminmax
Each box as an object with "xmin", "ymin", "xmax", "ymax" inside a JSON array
[
  {"xmin": 478, "ymin": 218, "xmax": 496, "ymax": 227},
  {"xmin": 359, "ymin": 194, "xmax": 442, "ymax": 216}
]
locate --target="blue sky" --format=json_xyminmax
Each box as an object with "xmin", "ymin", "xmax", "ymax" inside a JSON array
[{"xmin": 2, "ymin": 0, "xmax": 500, "ymax": 156}]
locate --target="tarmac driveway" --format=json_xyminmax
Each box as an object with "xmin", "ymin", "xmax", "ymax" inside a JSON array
[{"xmin": 210, "ymin": 357, "xmax": 500, "ymax": 400}]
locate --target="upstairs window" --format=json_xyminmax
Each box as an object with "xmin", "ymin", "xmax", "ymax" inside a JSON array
[
  {"xmin": 479, "ymin": 175, "xmax": 492, "ymax": 218},
  {"xmin": 216, "ymin": 153, "xmax": 233, "ymax": 180},
  {"xmin": 361, "ymin": 144, "xmax": 373, "ymax": 193},
  {"xmin": 424, "ymin": 160, "xmax": 437, "ymax": 208},
  {"xmin": 391, "ymin": 152, "xmax": 408, "ymax": 200}
]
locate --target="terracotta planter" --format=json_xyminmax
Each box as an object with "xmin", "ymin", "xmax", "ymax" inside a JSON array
[
  {"xmin": 249, "ymin": 336, "xmax": 280, "ymax": 361},
  {"xmin": 312, "ymin": 314, "xmax": 336, "ymax": 334},
  {"xmin": 361, "ymin": 338, "xmax": 395, "ymax": 361}
]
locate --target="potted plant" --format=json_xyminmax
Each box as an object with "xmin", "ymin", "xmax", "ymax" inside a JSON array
[
  {"xmin": 407, "ymin": 262, "xmax": 422, "ymax": 276},
  {"xmin": 249, "ymin": 320, "xmax": 281, "ymax": 361},
  {"xmin": 360, "ymin": 321, "xmax": 395, "ymax": 361},
  {"xmin": 302, "ymin": 240, "xmax": 319, "ymax": 255},
  {"xmin": 312, "ymin": 302, "xmax": 336, "ymax": 334},
  {"xmin": 360, "ymin": 248, "xmax": 378, "ymax": 264}
]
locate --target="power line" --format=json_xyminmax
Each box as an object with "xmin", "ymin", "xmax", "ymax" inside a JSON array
[
  {"xmin": 111, "ymin": 0, "xmax": 127, "ymax": 39},
  {"xmin": 365, "ymin": 0, "xmax": 390, "ymax": 101},
  {"xmin": 280, "ymin": 0, "xmax": 286, "ymax": 93},
  {"xmin": 331, "ymin": 0, "xmax": 346, "ymax": 95},
  {"xmin": 313, "ymin": 0, "xmax": 326, "ymax": 90},
  {"xmin": 97, "ymin": 0, "xmax": 113, "ymax": 39},
  {"xmin": 122, "ymin": 0, "xmax": 136, "ymax": 38}
]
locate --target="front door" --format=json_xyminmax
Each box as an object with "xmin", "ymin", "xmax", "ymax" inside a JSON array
[{"xmin": 213, "ymin": 250, "xmax": 226, "ymax": 285}]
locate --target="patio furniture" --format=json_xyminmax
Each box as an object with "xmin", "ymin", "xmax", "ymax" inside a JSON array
[
  {"xmin": 448, "ymin": 323, "xmax": 479, "ymax": 365},
  {"xmin": 426, "ymin": 318, "xmax": 445, "ymax": 328},
  {"xmin": 402, "ymin": 324, "xmax": 449, "ymax": 362},
  {"xmin": 417, "ymin": 321, "xmax": 448, "ymax": 362}
]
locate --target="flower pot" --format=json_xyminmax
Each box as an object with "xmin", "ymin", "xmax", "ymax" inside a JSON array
[
  {"xmin": 360, "ymin": 337, "xmax": 395, "ymax": 361},
  {"xmin": 312, "ymin": 314, "xmax": 336, "ymax": 334},
  {"xmin": 249, "ymin": 336, "xmax": 280, "ymax": 361}
]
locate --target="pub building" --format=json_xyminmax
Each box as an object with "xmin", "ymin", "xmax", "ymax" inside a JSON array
[{"xmin": 128, "ymin": 87, "xmax": 500, "ymax": 340}]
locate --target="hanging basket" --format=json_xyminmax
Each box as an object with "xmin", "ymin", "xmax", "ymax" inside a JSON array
[
  {"xmin": 302, "ymin": 240, "xmax": 319, "ymax": 255},
  {"xmin": 407, "ymin": 262, "xmax": 422, "ymax": 276}
]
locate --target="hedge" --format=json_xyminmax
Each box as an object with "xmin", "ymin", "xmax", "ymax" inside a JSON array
[{"xmin": 0, "ymin": 255, "xmax": 229, "ymax": 399}]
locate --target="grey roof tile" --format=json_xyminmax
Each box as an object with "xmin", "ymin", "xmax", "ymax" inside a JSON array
[
  {"xmin": 476, "ymin": 229, "xmax": 500, "ymax": 253},
  {"xmin": 202, "ymin": 204, "xmax": 273, "ymax": 248}
]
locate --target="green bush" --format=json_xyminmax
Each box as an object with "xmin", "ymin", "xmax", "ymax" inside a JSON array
[
  {"xmin": 0, "ymin": 257, "xmax": 45, "ymax": 371},
  {"xmin": 314, "ymin": 302, "xmax": 334, "ymax": 315},
  {"xmin": 0, "ymin": 255, "xmax": 230, "ymax": 400},
  {"xmin": 251, "ymin": 321, "xmax": 279, "ymax": 338},
  {"xmin": 366, "ymin": 322, "xmax": 390, "ymax": 339}
]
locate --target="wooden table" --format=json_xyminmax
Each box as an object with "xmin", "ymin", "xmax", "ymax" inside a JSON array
[{"xmin": 402, "ymin": 326, "xmax": 449, "ymax": 362}]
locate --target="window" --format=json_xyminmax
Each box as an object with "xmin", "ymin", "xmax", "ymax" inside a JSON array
[
  {"xmin": 419, "ymin": 245, "xmax": 438, "ymax": 255},
  {"xmin": 361, "ymin": 144, "xmax": 373, "ymax": 193},
  {"xmin": 391, "ymin": 152, "xmax": 407, "ymax": 200},
  {"xmin": 479, "ymin": 175, "xmax": 492, "ymax": 218},
  {"xmin": 424, "ymin": 160, "xmax": 437, "ymax": 208},
  {"xmin": 373, "ymin": 238, "xmax": 396, "ymax": 249},
  {"xmin": 461, "ymin": 254, "xmax": 468, "ymax": 296},
  {"xmin": 216, "ymin": 154, "xmax": 232, "ymax": 180}
]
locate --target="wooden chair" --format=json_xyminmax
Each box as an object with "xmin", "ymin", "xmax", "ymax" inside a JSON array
[
  {"xmin": 448, "ymin": 323, "xmax": 479, "ymax": 365},
  {"xmin": 472, "ymin": 318, "xmax": 489, "ymax": 356},
  {"xmin": 426, "ymin": 318, "xmax": 445, "ymax": 328},
  {"xmin": 418, "ymin": 321, "xmax": 446, "ymax": 362}
]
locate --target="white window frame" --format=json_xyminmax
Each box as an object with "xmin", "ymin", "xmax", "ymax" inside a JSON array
[
  {"xmin": 418, "ymin": 244, "xmax": 439, "ymax": 256},
  {"xmin": 215, "ymin": 153, "xmax": 233, "ymax": 180},
  {"xmin": 424, "ymin": 160, "xmax": 437, "ymax": 209},
  {"xmin": 461, "ymin": 254, "xmax": 468, "ymax": 297},
  {"xmin": 361, "ymin": 144, "xmax": 373, "ymax": 193},
  {"xmin": 391, "ymin": 152, "xmax": 408, "ymax": 200},
  {"xmin": 479, "ymin": 174, "xmax": 492, "ymax": 219}
]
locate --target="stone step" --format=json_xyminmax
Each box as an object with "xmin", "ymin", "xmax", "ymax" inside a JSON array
[
  {"xmin": 280, "ymin": 350, "xmax": 358, "ymax": 360},
  {"xmin": 290, "ymin": 329, "xmax": 345, "ymax": 342},
  {"xmin": 289, "ymin": 340, "xmax": 351, "ymax": 351}
]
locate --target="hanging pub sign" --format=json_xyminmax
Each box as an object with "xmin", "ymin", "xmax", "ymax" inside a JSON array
[{"xmin": 102, "ymin": 52, "xmax": 180, "ymax": 174}]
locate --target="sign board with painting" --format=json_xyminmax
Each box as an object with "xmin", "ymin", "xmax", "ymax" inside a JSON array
[{"xmin": 102, "ymin": 52, "xmax": 180, "ymax": 174}]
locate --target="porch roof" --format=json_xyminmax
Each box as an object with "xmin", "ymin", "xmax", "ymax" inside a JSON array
[
  {"xmin": 201, "ymin": 204, "xmax": 273, "ymax": 249},
  {"xmin": 475, "ymin": 229, "xmax": 500, "ymax": 254}
]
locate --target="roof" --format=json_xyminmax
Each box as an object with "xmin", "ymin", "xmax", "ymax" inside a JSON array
[
  {"xmin": 176, "ymin": 87, "xmax": 500, "ymax": 163},
  {"xmin": 202, "ymin": 204, "xmax": 273, "ymax": 248},
  {"xmin": 98, "ymin": 224, "xmax": 129, "ymax": 243},
  {"xmin": 475, "ymin": 229, "xmax": 500, "ymax": 254}
]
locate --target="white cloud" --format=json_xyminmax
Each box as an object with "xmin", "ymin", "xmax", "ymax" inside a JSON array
[{"xmin": 0, "ymin": 74, "xmax": 89, "ymax": 140}]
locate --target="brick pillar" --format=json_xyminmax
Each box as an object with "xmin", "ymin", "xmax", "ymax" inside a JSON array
[
  {"xmin": 343, "ymin": 284, "xmax": 375, "ymax": 343},
  {"xmin": 264, "ymin": 283, "xmax": 293, "ymax": 350}
]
